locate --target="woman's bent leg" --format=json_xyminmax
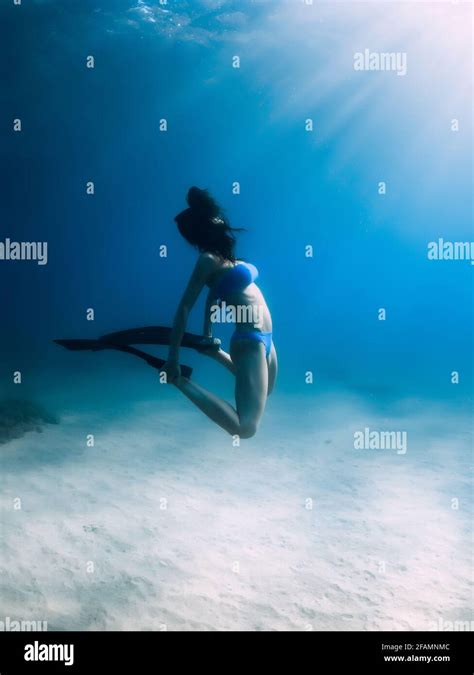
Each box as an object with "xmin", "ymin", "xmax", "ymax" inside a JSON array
[{"xmin": 172, "ymin": 342, "xmax": 268, "ymax": 438}]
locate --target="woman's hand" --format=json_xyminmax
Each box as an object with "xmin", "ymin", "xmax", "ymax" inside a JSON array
[{"xmin": 161, "ymin": 358, "xmax": 181, "ymax": 383}]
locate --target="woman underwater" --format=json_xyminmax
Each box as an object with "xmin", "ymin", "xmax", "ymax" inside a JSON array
[{"xmin": 162, "ymin": 187, "xmax": 277, "ymax": 438}]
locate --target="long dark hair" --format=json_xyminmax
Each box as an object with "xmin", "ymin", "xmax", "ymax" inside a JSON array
[{"xmin": 174, "ymin": 187, "xmax": 243, "ymax": 262}]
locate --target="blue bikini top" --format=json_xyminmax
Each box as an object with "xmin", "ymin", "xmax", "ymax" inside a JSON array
[{"xmin": 213, "ymin": 261, "xmax": 259, "ymax": 300}]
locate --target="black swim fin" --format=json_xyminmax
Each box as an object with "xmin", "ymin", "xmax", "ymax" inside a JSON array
[
  {"xmin": 54, "ymin": 339, "xmax": 193, "ymax": 379},
  {"xmin": 54, "ymin": 339, "xmax": 108, "ymax": 352},
  {"xmin": 100, "ymin": 326, "xmax": 221, "ymax": 352}
]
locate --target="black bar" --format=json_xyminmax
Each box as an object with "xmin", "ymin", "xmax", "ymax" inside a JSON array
[{"xmin": 0, "ymin": 631, "xmax": 471, "ymax": 673}]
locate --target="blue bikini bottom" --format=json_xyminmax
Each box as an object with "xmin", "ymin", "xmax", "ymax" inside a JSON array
[{"xmin": 230, "ymin": 330, "xmax": 273, "ymax": 357}]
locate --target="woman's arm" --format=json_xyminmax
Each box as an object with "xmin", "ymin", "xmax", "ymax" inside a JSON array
[
  {"xmin": 168, "ymin": 253, "xmax": 218, "ymax": 362},
  {"xmin": 203, "ymin": 289, "xmax": 216, "ymax": 338}
]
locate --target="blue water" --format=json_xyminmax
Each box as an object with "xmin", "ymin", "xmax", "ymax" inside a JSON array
[{"xmin": 1, "ymin": 0, "xmax": 472, "ymax": 412}]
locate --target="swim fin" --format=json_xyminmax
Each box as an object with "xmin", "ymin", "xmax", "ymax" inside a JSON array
[
  {"xmin": 100, "ymin": 326, "xmax": 221, "ymax": 352},
  {"xmin": 54, "ymin": 339, "xmax": 193, "ymax": 379}
]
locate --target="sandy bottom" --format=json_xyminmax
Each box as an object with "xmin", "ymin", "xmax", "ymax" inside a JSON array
[{"xmin": 0, "ymin": 391, "xmax": 471, "ymax": 631}]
